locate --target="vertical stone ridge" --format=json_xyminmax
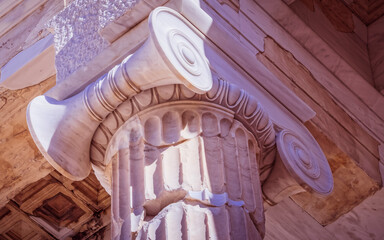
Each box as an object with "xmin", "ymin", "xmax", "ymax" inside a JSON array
[
  {"xmin": 201, "ymin": 135, "xmax": 225, "ymax": 194},
  {"xmin": 222, "ymin": 132, "xmax": 242, "ymax": 201},
  {"xmin": 117, "ymin": 148, "xmax": 131, "ymax": 239},
  {"xmin": 144, "ymin": 144, "xmax": 162, "ymax": 201},
  {"xmin": 162, "ymin": 146, "xmax": 181, "ymax": 191},
  {"xmin": 235, "ymin": 128, "xmax": 256, "ymax": 212},
  {"xmin": 180, "ymin": 137, "xmax": 203, "ymax": 191},
  {"xmin": 129, "ymin": 129, "xmax": 145, "ymax": 232}
]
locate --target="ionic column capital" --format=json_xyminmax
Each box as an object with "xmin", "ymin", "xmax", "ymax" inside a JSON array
[{"xmin": 26, "ymin": 7, "xmax": 213, "ymax": 180}]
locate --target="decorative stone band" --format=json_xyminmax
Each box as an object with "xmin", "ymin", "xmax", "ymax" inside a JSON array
[
  {"xmin": 90, "ymin": 78, "xmax": 333, "ymax": 209},
  {"xmin": 90, "ymin": 78, "xmax": 276, "ymax": 184}
]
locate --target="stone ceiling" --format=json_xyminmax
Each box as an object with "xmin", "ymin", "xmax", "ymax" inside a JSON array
[
  {"xmin": 341, "ymin": 0, "xmax": 384, "ymax": 25},
  {"xmin": 0, "ymin": 171, "xmax": 111, "ymax": 239}
]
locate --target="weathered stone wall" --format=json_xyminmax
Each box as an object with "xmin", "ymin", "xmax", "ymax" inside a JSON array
[
  {"xmin": 48, "ymin": 0, "xmax": 139, "ymax": 82},
  {"xmin": 0, "ymin": 77, "xmax": 55, "ymax": 208}
]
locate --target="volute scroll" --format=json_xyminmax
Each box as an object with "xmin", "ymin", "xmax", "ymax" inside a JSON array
[
  {"xmin": 263, "ymin": 126, "xmax": 334, "ymax": 205},
  {"xmin": 277, "ymin": 129, "xmax": 333, "ymax": 195},
  {"xmin": 26, "ymin": 7, "xmax": 213, "ymax": 180}
]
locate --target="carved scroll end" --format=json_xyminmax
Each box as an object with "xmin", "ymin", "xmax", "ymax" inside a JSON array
[
  {"xmin": 263, "ymin": 128, "xmax": 333, "ymax": 206},
  {"xmin": 26, "ymin": 6, "xmax": 214, "ymax": 181}
]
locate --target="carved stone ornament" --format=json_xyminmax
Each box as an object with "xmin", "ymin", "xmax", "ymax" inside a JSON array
[
  {"xmin": 276, "ymin": 129, "xmax": 333, "ymax": 195},
  {"xmin": 26, "ymin": 6, "xmax": 333, "ymax": 239},
  {"xmin": 27, "ymin": 7, "xmax": 213, "ymax": 180},
  {"xmin": 90, "ymin": 79, "xmax": 277, "ymax": 188},
  {"xmin": 262, "ymin": 127, "xmax": 333, "ymax": 205}
]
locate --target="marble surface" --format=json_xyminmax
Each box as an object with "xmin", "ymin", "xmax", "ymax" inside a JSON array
[
  {"xmin": 290, "ymin": 1, "xmax": 372, "ymax": 84},
  {"xmin": 368, "ymin": 15, "xmax": 384, "ymax": 93},
  {"xmin": 49, "ymin": 0, "xmax": 170, "ymax": 83},
  {"xmin": 258, "ymin": 37, "xmax": 381, "ymax": 183},
  {"xmin": 245, "ymin": 0, "xmax": 384, "ymax": 142},
  {"xmin": 0, "ymin": 35, "xmax": 55, "ymax": 90},
  {"xmin": 266, "ymin": 189, "xmax": 384, "ymax": 239},
  {"xmin": 0, "ymin": 77, "xmax": 55, "ymax": 208},
  {"xmin": 326, "ymin": 189, "xmax": 384, "ymax": 240},
  {"xmin": 0, "ymin": 0, "xmax": 66, "ymax": 69},
  {"xmin": 265, "ymin": 198, "xmax": 337, "ymax": 240}
]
